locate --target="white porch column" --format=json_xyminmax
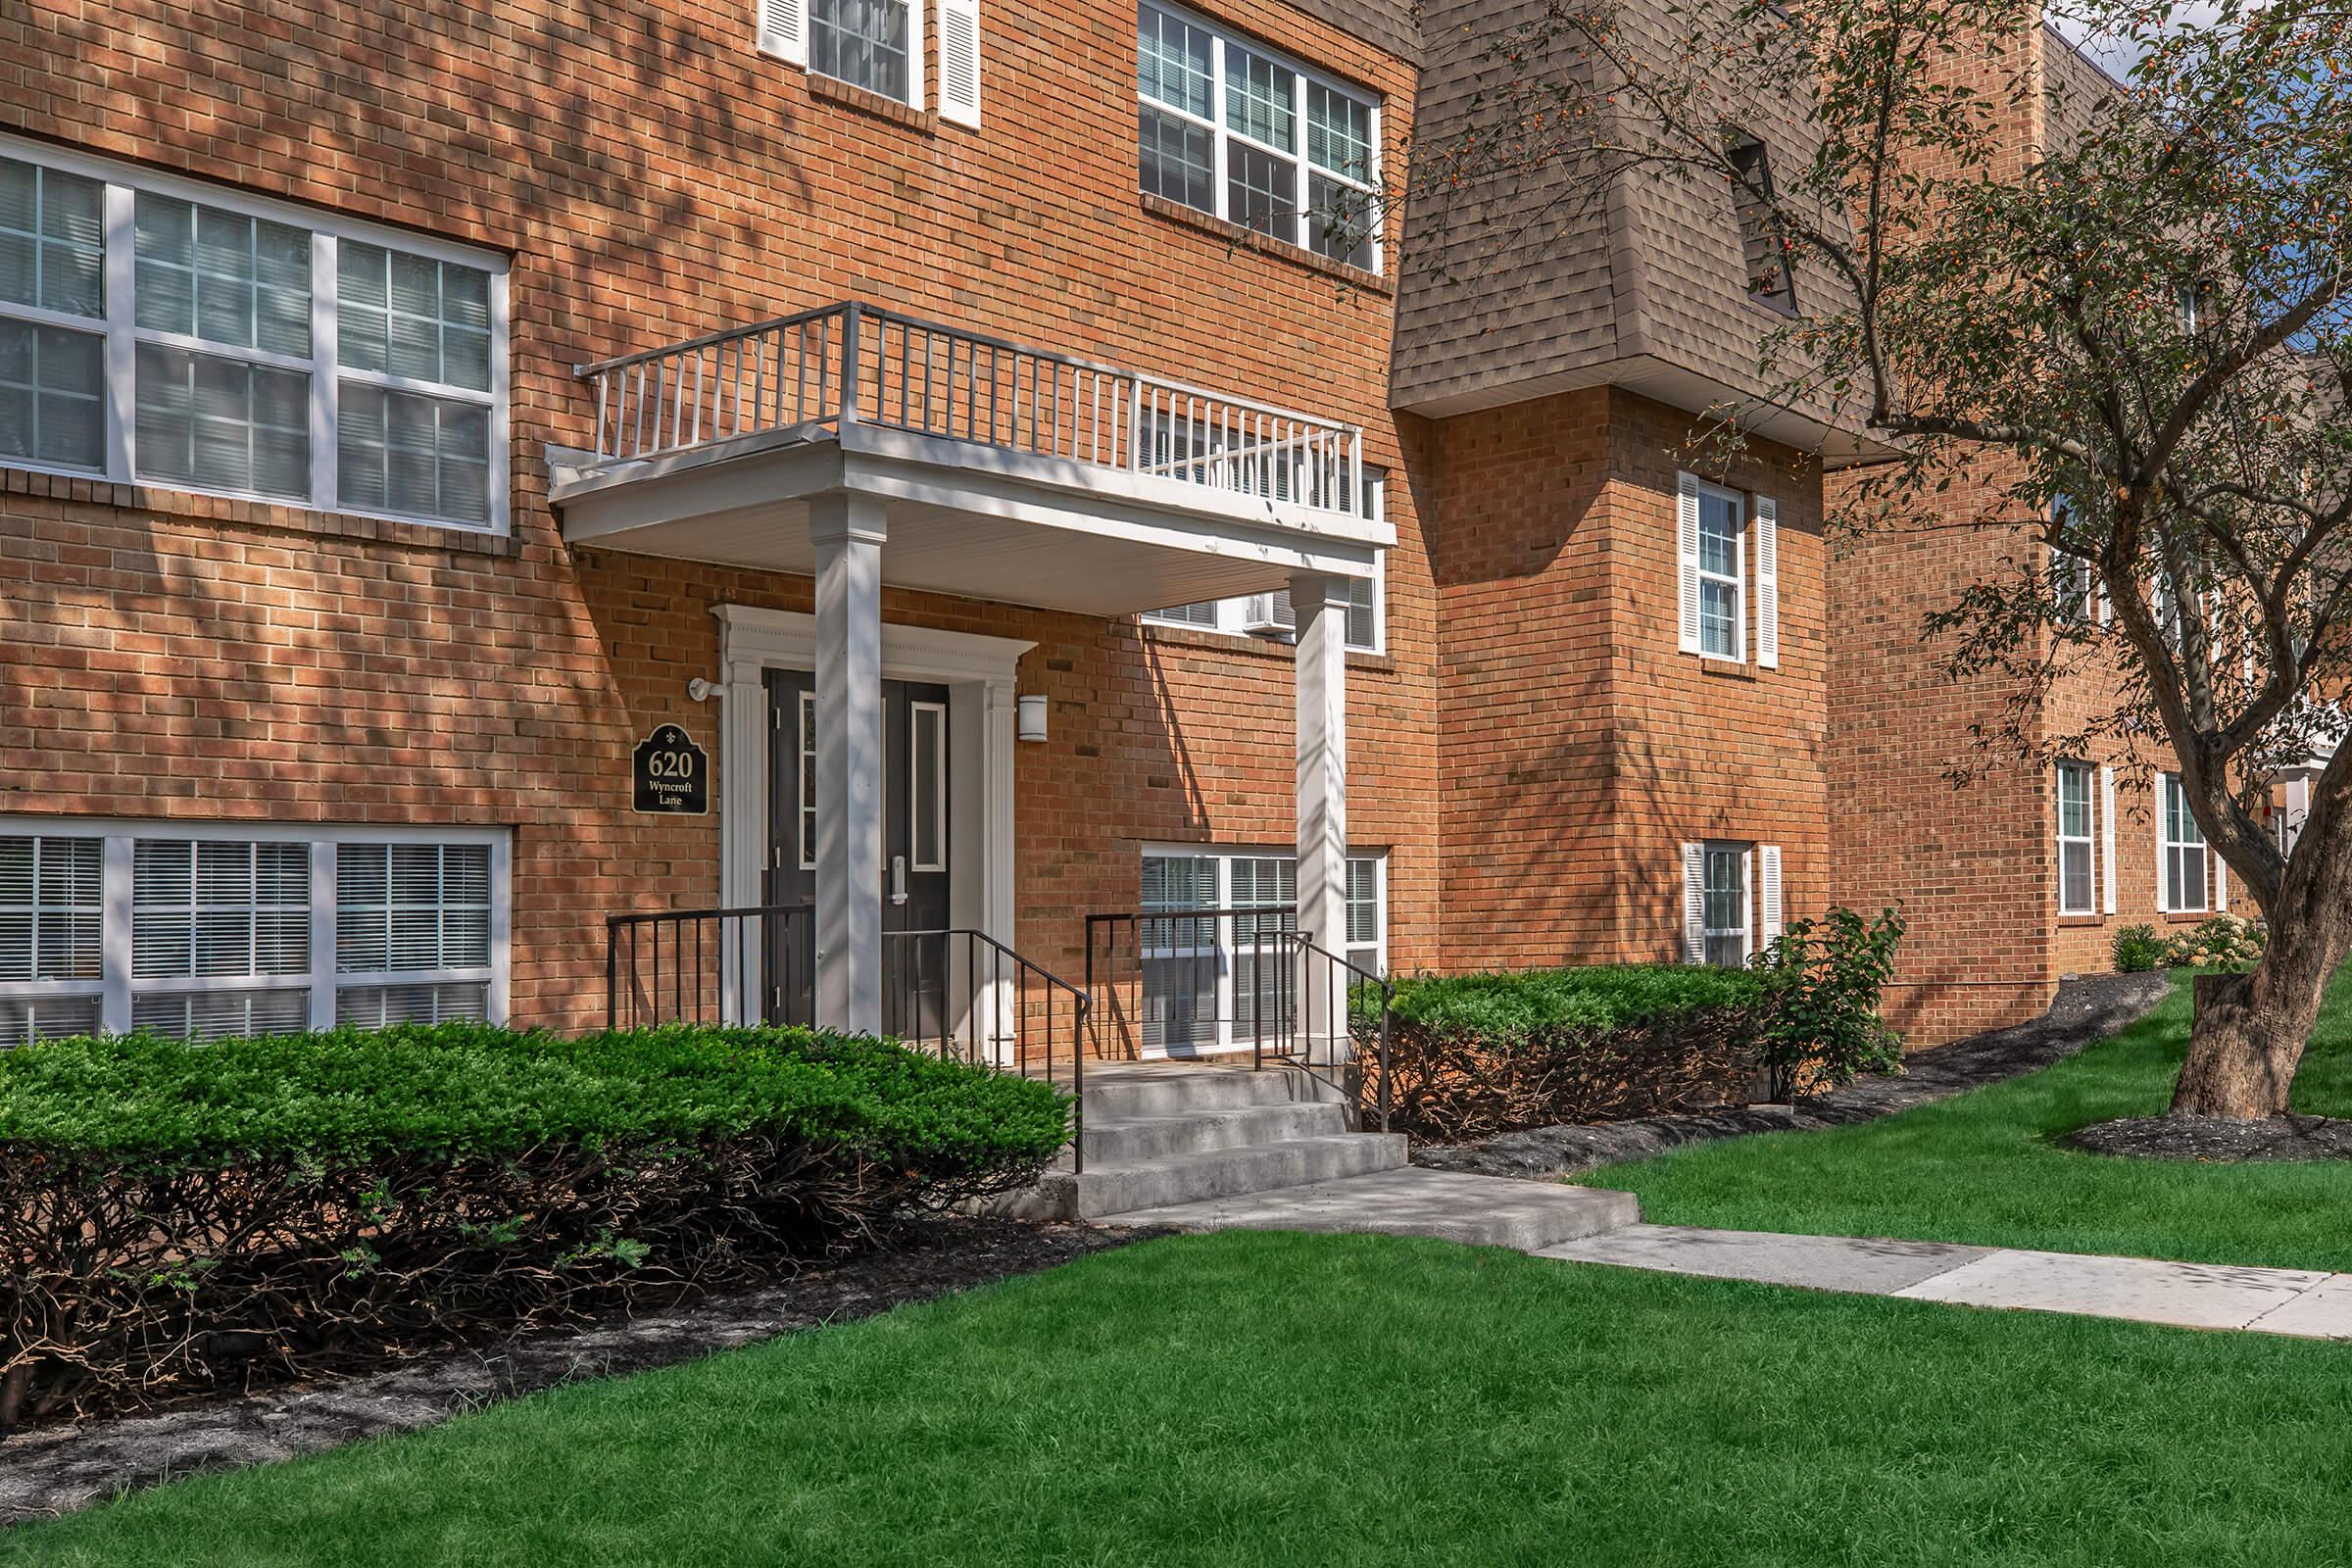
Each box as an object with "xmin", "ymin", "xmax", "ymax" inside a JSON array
[
  {"xmin": 810, "ymin": 493, "xmax": 887, "ymax": 1034},
  {"xmin": 1294, "ymin": 568, "xmax": 1351, "ymax": 1068}
]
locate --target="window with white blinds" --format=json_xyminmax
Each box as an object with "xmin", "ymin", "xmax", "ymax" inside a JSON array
[
  {"xmin": 0, "ymin": 137, "xmax": 507, "ymax": 533},
  {"xmin": 0, "ymin": 821, "xmax": 508, "ymax": 1044},
  {"xmin": 0, "ymin": 834, "xmax": 103, "ymax": 1045}
]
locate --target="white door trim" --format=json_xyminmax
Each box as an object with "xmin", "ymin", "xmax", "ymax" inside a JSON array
[{"xmin": 712, "ymin": 605, "xmax": 1029, "ymax": 1001}]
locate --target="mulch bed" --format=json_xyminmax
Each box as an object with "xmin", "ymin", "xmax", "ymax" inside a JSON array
[
  {"xmin": 2069, "ymin": 1113, "xmax": 2352, "ymax": 1163},
  {"xmin": 1, "ymin": 1216, "xmax": 1154, "ymax": 1528},
  {"xmin": 1413, "ymin": 972, "xmax": 2176, "ymax": 1182}
]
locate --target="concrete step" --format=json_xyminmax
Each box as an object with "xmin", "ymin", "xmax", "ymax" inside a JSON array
[
  {"xmin": 1028, "ymin": 1131, "xmax": 1408, "ymax": 1220},
  {"xmin": 1100, "ymin": 1168, "xmax": 1642, "ymax": 1251},
  {"xmin": 1080, "ymin": 1099, "xmax": 1350, "ymax": 1164},
  {"xmin": 1077, "ymin": 1064, "xmax": 1334, "ymax": 1121}
]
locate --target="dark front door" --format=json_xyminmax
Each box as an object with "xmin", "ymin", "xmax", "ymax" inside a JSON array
[{"xmin": 764, "ymin": 671, "xmax": 951, "ymax": 1034}]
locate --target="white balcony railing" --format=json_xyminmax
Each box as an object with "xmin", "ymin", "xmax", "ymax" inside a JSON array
[{"xmin": 574, "ymin": 301, "xmax": 1367, "ymax": 516}]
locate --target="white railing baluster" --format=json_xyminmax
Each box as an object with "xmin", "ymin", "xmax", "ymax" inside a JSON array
[{"xmin": 577, "ymin": 305, "xmax": 1362, "ymax": 512}]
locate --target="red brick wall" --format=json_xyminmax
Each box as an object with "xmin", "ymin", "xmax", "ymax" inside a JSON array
[
  {"xmin": 0, "ymin": 0, "xmax": 1434, "ymax": 1029},
  {"xmin": 1424, "ymin": 386, "xmax": 1828, "ymax": 970}
]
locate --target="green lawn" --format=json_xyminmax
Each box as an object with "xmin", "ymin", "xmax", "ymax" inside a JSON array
[
  {"xmin": 11, "ymin": 1228, "xmax": 2352, "ymax": 1567},
  {"xmin": 1587, "ymin": 966, "xmax": 2352, "ymax": 1272}
]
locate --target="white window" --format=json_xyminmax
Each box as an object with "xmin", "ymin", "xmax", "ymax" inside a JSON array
[
  {"xmin": 0, "ymin": 819, "xmax": 509, "ymax": 1043},
  {"xmin": 1700, "ymin": 842, "xmax": 1750, "ymax": 966},
  {"xmin": 2161, "ymin": 774, "xmax": 2208, "ymax": 913},
  {"xmin": 1137, "ymin": 3, "xmax": 1381, "ymax": 270},
  {"xmin": 2049, "ymin": 494, "xmax": 2096, "ymax": 624},
  {"xmin": 756, "ymin": 0, "xmax": 977, "ymax": 123},
  {"xmin": 810, "ymin": 0, "xmax": 917, "ymax": 102},
  {"xmin": 1676, "ymin": 474, "xmax": 1771, "ymax": 663},
  {"xmin": 1138, "ymin": 846, "xmax": 1385, "ymax": 1053},
  {"xmin": 0, "ymin": 137, "xmax": 507, "ymax": 533},
  {"xmin": 2057, "ymin": 761, "xmax": 2095, "ymax": 914},
  {"xmin": 0, "ymin": 834, "xmax": 103, "ymax": 1045},
  {"xmin": 1695, "ymin": 485, "xmax": 1743, "ymax": 659},
  {"xmin": 1143, "ymin": 473, "xmax": 1385, "ymax": 652}
]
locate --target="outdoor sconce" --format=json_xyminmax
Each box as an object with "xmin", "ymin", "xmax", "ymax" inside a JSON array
[{"xmin": 1017, "ymin": 694, "xmax": 1049, "ymax": 743}]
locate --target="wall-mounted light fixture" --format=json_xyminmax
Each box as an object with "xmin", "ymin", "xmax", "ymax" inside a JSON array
[
  {"xmin": 1016, "ymin": 694, "xmax": 1049, "ymax": 743},
  {"xmin": 686, "ymin": 677, "xmax": 719, "ymax": 703}
]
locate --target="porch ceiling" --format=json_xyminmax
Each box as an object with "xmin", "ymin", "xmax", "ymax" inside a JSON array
[{"xmin": 547, "ymin": 423, "xmax": 1390, "ymax": 619}]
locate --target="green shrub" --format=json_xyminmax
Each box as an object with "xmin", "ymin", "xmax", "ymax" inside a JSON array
[
  {"xmin": 0, "ymin": 1021, "xmax": 1069, "ymax": 1166},
  {"xmin": 1751, "ymin": 906, "xmax": 1906, "ymax": 1102},
  {"xmin": 0, "ymin": 1023, "xmax": 1070, "ymax": 1429},
  {"xmin": 1382, "ymin": 964, "xmax": 1768, "ymax": 1039},
  {"xmin": 2112, "ymin": 924, "xmax": 2169, "ymax": 972},
  {"xmin": 1364, "ymin": 966, "xmax": 1769, "ymax": 1143}
]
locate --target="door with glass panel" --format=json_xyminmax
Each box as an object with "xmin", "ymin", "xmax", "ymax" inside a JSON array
[{"xmin": 764, "ymin": 672, "xmax": 951, "ymax": 1034}]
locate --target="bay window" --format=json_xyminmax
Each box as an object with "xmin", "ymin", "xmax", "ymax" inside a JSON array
[
  {"xmin": 0, "ymin": 138, "xmax": 507, "ymax": 533},
  {"xmin": 0, "ymin": 820, "xmax": 509, "ymax": 1045},
  {"xmin": 1137, "ymin": 4, "xmax": 1381, "ymax": 270}
]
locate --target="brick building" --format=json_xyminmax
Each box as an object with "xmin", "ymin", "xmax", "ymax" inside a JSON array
[{"xmin": 0, "ymin": 0, "xmax": 2202, "ymax": 1054}]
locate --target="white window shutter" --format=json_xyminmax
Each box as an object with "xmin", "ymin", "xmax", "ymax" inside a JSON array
[
  {"xmin": 757, "ymin": 0, "xmax": 807, "ymax": 65},
  {"xmin": 2156, "ymin": 785, "xmax": 2170, "ymax": 912},
  {"xmin": 2100, "ymin": 765, "xmax": 2118, "ymax": 914},
  {"xmin": 1677, "ymin": 474, "xmax": 1702, "ymax": 654},
  {"xmin": 2216, "ymin": 855, "xmax": 2228, "ymax": 912},
  {"xmin": 939, "ymin": 0, "xmax": 982, "ymax": 125},
  {"xmin": 1759, "ymin": 844, "xmax": 1784, "ymax": 942},
  {"xmin": 1682, "ymin": 843, "xmax": 1706, "ymax": 963},
  {"xmin": 1753, "ymin": 495, "xmax": 1780, "ymax": 668}
]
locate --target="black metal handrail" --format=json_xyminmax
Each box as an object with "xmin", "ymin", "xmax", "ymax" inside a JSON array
[
  {"xmin": 1084, "ymin": 906, "xmax": 1393, "ymax": 1133},
  {"xmin": 882, "ymin": 928, "xmax": 1090, "ymax": 1172},
  {"xmin": 604, "ymin": 907, "xmax": 1089, "ymax": 1172},
  {"xmin": 607, "ymin": 903, "xmax": 814, "ymax": 1029}
]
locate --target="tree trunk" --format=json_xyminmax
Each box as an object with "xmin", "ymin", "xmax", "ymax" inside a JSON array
[{"xmin": 2168, "ymin": 942, "xmax": 2335, "ymax": 1120}]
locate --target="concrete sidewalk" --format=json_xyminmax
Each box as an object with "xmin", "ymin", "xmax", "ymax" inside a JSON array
[{"xmin": 1541, "ymin": 1224, "xmax": 2352, "ymax": 1339}]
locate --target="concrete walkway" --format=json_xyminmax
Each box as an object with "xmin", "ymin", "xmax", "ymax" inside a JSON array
[{"xmin": 1542, "ymin": 1224, "xmax": 2352, "ymax": 1340}]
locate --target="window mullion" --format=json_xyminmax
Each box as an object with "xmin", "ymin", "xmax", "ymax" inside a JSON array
[
  {"xmin": 99, "ymin": 834, "xmax": 132, "ymax": 1033},
  {"xmin": 1210, "ymin": 41, "xmax": 1230, "ymax": 226},
  {"xmin": 311, "ymin": 232, "xmax": 339, "ymax": 514},
  {"xmin": 309, "ymin": 840, "xmax": 339, "ymax": 1030},
  {"xmin": 1290, "ymin": 71, "xmax": 1308, "ymax": 249},
  {"xmin": 101, "ymin": 182, "xmax": 136, "ymax": 484}
]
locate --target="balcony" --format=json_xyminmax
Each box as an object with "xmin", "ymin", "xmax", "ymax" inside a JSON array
[{"xmin": 547, "ymin": 302, "xmax": 1389, "ymax": 616}]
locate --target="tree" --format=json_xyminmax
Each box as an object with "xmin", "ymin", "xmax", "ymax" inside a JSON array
[{"xmin": 1406, "ymin": 0, "xmax": 2352, "ymax": 1117}]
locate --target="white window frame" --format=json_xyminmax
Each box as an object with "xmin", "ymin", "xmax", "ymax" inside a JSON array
[
  {"xmin": 2056, "ymin": 760, "xmax": 2095, "ymax": 915},
  {"xmin": 807, "ymin": 0, "xmax": 924, "ymax": 108},
  {"xmin": 1136, "ymin": 1, "xmax": 1383, "ymax": 271},
  {"xmin": 1699, "ymin": 840, "xmax": 1752, "ymax": 967},
  {"xmin": 1689, "ymin": 475, "xmax": 1747, "ymax": 663},
  {"xmin": 0, "ymin": 131, "xmax": 510, "ymax": 536},
  {"xmin": 1138, "ymin": 844, "xmax": 1387, "ymax": 1054},
  {"xmin": 0, "ymin": 816, "xmax": 511, "ymax": 1037},
  {"xmin": 2160, "ymin": 774, "xmax": 2209, "ymax": 914}
]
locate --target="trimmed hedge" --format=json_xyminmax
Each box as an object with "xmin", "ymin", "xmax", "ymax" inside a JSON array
[
  {"xmin": 1370, "ymin": 966, "xmax": 1769, "ymax": 1143},
  {"xmin": 1, "ymin": 1023, "xmax": 1069, "ymax": 1429}
]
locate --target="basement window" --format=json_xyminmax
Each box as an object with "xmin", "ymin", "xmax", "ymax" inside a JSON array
[{"xmin": 1727, "ymin": 135, "xmax": 1797, "ymax": 315}]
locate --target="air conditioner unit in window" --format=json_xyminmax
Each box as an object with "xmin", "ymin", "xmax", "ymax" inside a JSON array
[{"xmin": 1241, "ymin": 591, "xmax": 1296, "ymax": 637}]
